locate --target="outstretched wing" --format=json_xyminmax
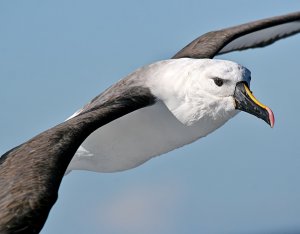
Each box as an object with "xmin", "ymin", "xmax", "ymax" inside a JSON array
[{"xmin": 173, "ymin": 11, "xmax": 300, "ymax": 59}]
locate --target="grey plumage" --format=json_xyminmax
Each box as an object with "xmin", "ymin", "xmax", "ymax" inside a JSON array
[
  {"xmin": 173, "ymin": 11, "xmax": 300, "ymax": 59},
  {"xmin": 0, "ymin": 87, "xmax": 155, "ymax": 233}
]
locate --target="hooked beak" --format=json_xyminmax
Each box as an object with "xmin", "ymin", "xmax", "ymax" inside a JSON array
[{"xmin": 234, "ymin": 82, "xmax": 275, "ymax": 128}]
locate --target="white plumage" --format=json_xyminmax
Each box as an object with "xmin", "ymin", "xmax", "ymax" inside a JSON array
[{"xmin": 67, "ymin": 59, "xmax": 251, "ymax": 172}]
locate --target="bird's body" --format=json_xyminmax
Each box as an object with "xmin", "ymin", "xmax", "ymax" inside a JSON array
[
  {"xmin": 69, "ymin": 101, "xmax": 215, "ymax": 172},
  {"xmin": 67, "ymin": 59, "xmax": 247, "ymax": 172},
  {"xmin": 70, "ymin": 102, "xmax": 188, "ymax": 172}
]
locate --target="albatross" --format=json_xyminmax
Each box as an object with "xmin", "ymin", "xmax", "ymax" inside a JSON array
[
  {"xmin": 66, "ymin": 58, "xmax": 273, "ymax": 173},
  {"xmin": 0, "ymin": 11, "xmax": 299, "ymax": 234}
]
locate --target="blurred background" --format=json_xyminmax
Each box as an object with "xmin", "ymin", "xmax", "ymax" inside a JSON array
[{"xmin": 0, "ymin": 1, "xmax": 299, "ymax": 233}]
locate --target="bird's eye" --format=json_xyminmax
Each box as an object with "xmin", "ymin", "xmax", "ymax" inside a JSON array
[{"xmin": 213, "ymin": 78, "xmax": 224, "ymax": 87}]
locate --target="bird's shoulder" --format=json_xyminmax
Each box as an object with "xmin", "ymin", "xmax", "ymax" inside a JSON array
[{"xmin": 68, "ymin": 63, "xmax": 164, "ymax": 119}]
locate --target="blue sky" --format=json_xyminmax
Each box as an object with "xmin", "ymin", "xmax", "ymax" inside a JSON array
[{"xmin": 1, "ymin": 1, "xmax": 300, "ymax": 234}]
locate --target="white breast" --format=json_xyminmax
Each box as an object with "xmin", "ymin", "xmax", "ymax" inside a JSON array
[{"xmin": 67, "ymin": 101, "xmax": 232, "ymax": 173}]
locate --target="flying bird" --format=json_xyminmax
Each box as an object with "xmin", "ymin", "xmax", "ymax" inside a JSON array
[
  {"xmin": 66, "ymin": 59, "xmax": 273, "ymax": 173},
  {"xmin": 0, "ymin": 11, "xmax": 299, "ymax": 234}
]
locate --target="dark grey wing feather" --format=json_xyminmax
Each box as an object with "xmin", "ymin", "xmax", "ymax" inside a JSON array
[
  {"xmin": 0, "ymin": 82, "xmax": 155, "ymax": 234},
  {"xmin": 173, "ymin": 11, "xmax": 300, "ymax": 59},
  {"xmin": 68, "ymin": 66, "xmax": 153, "ymax": 119}
]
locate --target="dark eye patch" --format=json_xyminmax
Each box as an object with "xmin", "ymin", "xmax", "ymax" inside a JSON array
[{"xmin": 213, "ymin": 78, "xmax": 224, "ymax": 87}]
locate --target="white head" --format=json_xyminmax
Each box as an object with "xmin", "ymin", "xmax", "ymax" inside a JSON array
[{"xmin": 146, "ymin": 58, "xmax": 251, "ymax": 128}]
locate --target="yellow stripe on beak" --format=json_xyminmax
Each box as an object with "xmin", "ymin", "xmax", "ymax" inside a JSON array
[
  {"xmin": 234, "ymin": 82, "xmax": 275, "ymax": 127},
  {"xmin": 243, "ymin": 84, "xmax": 268, "ymax": 109}
]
